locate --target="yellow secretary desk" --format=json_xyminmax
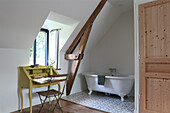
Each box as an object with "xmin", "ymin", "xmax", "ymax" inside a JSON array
[{"xmin": 18, "ymin": 65, "xmax": 61, "ymax": 113}]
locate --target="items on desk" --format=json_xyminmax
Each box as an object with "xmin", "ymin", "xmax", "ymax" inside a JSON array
[
  {"xmin": 32, "ymin": 77, "xmax": 50, "ymax": 84},
  {"xmin": 32, "ymin": 76, "xmax": 67, "ymax": 84},
  {"xmin": 30, "ymin": 64, "xmax": 39, "ymax": 68}
]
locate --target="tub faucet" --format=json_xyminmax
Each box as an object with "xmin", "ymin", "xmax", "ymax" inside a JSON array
[{"xmin": 109, "ymin": 68, "xmax": 117, "ymax": 76}]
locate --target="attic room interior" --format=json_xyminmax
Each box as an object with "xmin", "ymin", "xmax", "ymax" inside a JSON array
[{"xmin": 1, "ymin": 0, "xmax": 170, "ymax": 113}]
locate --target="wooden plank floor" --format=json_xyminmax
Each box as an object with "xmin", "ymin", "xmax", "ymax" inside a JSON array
[{"xmin": 12, "ymin": 99, "xmax": 108, "ymax": 113}]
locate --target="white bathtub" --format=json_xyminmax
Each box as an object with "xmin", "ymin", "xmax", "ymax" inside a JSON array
[{"xmin": 82, "ymin": 72, "xmax": 134, "ymax": 101}]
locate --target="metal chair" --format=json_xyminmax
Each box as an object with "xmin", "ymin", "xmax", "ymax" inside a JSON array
[{"xmin": 36, "ymin": 74, "xmax": 68, "ymax": 113}]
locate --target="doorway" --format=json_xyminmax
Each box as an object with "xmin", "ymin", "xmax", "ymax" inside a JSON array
[{"xmin": 135, "ymin": 0, "xmax": 170, "ymax": 113}]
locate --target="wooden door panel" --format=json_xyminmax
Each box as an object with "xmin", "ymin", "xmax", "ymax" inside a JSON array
[
  {"xmin": 140, "ymin": 0, "xmax": 170, "ymax": 113},
  {"xmin": 146, "ymin": 63, "xmax": 170, "ymax": 73},
  {"xmin": 145, "ymin": 2, "xmax": 170, "ymax": 58},
  {"xmin": 146, "ymin": 77, "xmax": 170, "ymax": 113},
  {"xmin": 142, "ymin": 77, "xmax": 170, "ymax": 113}
]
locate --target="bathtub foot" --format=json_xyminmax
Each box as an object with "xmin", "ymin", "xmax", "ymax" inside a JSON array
[
  {"xmin": 88, "ymin": 89, "xmax": 93, "ymax": 95},
  {"xmin": 121, "ymin": 96, "xmax": 124, "ymax": 102},
  {"xmin": 105, "ymin": 93, "xmax": 110, "ymax": 96},
  {"xmin": 119, "ymin": 93, "xmax": 126, "ymax": 102}
]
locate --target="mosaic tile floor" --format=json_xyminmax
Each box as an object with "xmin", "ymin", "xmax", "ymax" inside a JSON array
[{"xmin": 63, "ymin": 91, "xmax": 134, "ymax": 113}]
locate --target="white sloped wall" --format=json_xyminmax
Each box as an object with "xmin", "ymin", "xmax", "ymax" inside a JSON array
[
  {"xmin": 0, "ymin": 0, "xmax": 100, "ymax": 50},
  {"xmin": 0, "ymin": 0, "xmax": 127, "ymax": 112},
  {"xmin": 0, "ymin": 0, "xmax": 100, "ymax": 112},
  {"xmin": 90, "ymin": 11, "xmax": 134, "ymax": 75}
]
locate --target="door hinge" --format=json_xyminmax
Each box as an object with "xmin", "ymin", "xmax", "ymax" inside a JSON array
[{"xmin": 138, "ymin": 55, "xmax": 140, "ymax": 60}]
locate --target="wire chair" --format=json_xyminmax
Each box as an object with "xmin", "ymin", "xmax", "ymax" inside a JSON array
[{"xmin": 36, "ymin": 74, "xmax": 68, "ymax": 113}]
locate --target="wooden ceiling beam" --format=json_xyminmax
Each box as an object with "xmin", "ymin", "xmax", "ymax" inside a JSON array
[
  {"xmin": 66, "ymin": 23, "xmax": 93, "ymax": 95},
  {"xmin": 65, "ymin": 0, "xmax": 107, "ymax": 95},
  {"xmin": 65, "ymin": 54, "xmax": 84, "ymax": 60},
  {"xmin": 66, "ymin": 0, "xmax": 107, "ymax": 54}
]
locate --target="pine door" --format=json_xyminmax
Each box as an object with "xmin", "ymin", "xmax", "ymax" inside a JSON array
[{"xmin": 139, "ymin": 0, "xmax": 170, "ymax": 113}]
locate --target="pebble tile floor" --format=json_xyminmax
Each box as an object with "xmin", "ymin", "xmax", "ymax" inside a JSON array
[{"xmin": 63, "ymin": 91, "xmax": 134, "ymax": 113}]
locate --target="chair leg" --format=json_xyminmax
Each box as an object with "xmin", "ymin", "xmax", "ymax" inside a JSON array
[
  {"xmin": 48, "ymin": 99, "xmax": 54, "ymax": 112},
  {"xmin": 38, "ymin": 95, "xmax": 43, "ymax": 113},
  {"xmin": 57, "ymin": 99, "xmax": 63, "ymax": 113},
  {"xmin": 52, "ymin": 95, "xmax": 63, "ymax": 113},
  {"xmin": 38, "ymin": 95, "xmax": 48, "ymax": 113}
]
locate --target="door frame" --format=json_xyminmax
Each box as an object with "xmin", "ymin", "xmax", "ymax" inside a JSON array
[{"xmin": 133, "ymin": 0, "xmax": 155, "ymax": 113}]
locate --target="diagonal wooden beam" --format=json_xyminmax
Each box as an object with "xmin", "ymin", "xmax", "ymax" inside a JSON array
[
  {"xmin": 66, "ymin": 0, "xmax": 107, "ymax": 54},
  {"xmin": 66, "ymin": 23, "xmax": 93, "ymax": 95},
  {"xmin": 65, "ymin": 0, "xmax": 107, "ymax": 95}
]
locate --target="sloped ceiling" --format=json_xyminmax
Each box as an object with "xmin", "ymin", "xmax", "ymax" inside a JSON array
[
  {"xmin": 61, "ymin": 0, "xmax": 133, "ymax": 52},
  {"xmin": 0, "ymin": 0, "xmax": 100, "ymax": 49},
  {"xmin": 42, "ymin": 12, "xmax": 79, "ymax": 51},
  {"xmin": 108, "ymin": 0, "xmax": 133, "ymax": 12},
  {"xmin": 86, "ymin": 0, "xmax": 133, "ymax": 52},
  {"xmin": 0, "ymin": 0, "xmax": 133, "ymax": 52}
]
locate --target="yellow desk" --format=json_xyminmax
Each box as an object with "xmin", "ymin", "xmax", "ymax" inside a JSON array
[{"xmin": 18, "ymin": 66, "xmax": 60, "ymax": 113}]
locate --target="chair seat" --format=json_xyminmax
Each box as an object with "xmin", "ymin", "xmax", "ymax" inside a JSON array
[
  {"xmin": 36, "ymin": 74, "xmax": 68, "ymax": 113},
  {"xmin": 37, "ymin": 89, "xmax": 62, "ymax": 97}
]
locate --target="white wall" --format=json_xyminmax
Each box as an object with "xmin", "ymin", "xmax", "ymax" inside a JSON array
[
  {"xmin": 0, "ymin": 49, "xmax": 90, "ymax": 113},
  {"xmin": 0, "ymin": 1, "xmax": 100, "ymax": 112},
  {"xmin": 0, "ymin": 48, "xmax": 29, "ymax": 113},
  {"xmin": 82, "ymin": 2, "xmax": 121, "ymax": 52},
  {"xmin": 0, "ymin": 1, "xmax": 134, "ymax": 113},
  {"xmin": 90, "ymin": 11, "xmax": 134, "ymax": 75}
]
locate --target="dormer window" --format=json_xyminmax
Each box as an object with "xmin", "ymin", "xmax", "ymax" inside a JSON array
[
  {"xmin": 29, "ymin": 28, "xmax": 49, "ymax": 66},
  {"xmin": 29, "ymin": 12, "xmax": 79, "ymax": 68}
]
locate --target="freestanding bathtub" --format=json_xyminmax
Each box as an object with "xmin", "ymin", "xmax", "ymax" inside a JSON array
[{"xmin": 82, "ymin": 72, "xmax": 134, "ymax": 101}]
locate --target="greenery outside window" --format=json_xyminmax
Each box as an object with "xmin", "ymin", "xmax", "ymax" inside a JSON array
[{"xmin": 29, "ymin": 28, "xmax": 49, "ymax": 66}]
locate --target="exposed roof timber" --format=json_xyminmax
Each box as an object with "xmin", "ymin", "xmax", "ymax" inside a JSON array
[
  {"xmin": 66, "ymin": 0, "xmax": 107, "ymax": 54},
  {"xmin": 65, "ymin": 0, "xmax": 107, "ymax": 95}
]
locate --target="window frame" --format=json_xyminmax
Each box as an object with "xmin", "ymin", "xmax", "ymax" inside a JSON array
[{"xmin": 33, "ymin": 28, "xmax": 49, "ymax": 66}]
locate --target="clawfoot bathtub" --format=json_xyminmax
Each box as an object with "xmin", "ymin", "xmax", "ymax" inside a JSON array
[{"xmin": 82, "ymin": 72, "xmax": 134, "ymax": 101}]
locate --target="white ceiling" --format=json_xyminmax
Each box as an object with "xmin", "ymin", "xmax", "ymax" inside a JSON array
[
  {"xmin": 0, "ymin": 0, "xmax": 99, "ymax": 50},
  {"xmin": 81, "ymin": 0, "xmax": 133, "ymax": 52},
  {"xmin": 42, "ymin": 12, "xmax": 79, "ymax": 51},
  {"xmin": 0, "ymin": 0, "xmax": 133, "ymax": 52},
  {"xmin": 108, "ymin": 0, "xmax": 133, "ymax": 12},
  {"xmin": 47, "ymin": 12, "xmax": 79, "ymax": 26}
]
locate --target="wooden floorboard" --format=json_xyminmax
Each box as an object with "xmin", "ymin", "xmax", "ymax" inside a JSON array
[{"xmin": 12, "ymin": 99, "xmax": 108, "ymax": 113}]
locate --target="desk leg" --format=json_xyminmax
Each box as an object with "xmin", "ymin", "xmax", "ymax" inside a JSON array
[
  {"xmin": 20, "ymin": 87, "xmax": 23, "ymax": 112},
  {"xmin": 48, "ymin": 86, "xmax": 51, "ymax": 104},
  {"xmin": 29, "ymin": 87, "xmax": 32, "ymax": 113},
  {"xmin": 58, "ymin": 83, "xmax": 61, "ymax": 107}
]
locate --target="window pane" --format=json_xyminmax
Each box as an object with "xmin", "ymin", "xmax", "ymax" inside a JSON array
[
  {"xmin": 49, "ymin": 31, "xmax": 59, "ymax": 68},
  {"xmin": 36, "ymin": 31, "xmax": 46, "ymax": 65}
]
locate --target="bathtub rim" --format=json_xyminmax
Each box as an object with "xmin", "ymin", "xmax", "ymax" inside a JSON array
[{"xmin": 82, "ymin": 72, "xmax": 134, "ymax": 80}]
